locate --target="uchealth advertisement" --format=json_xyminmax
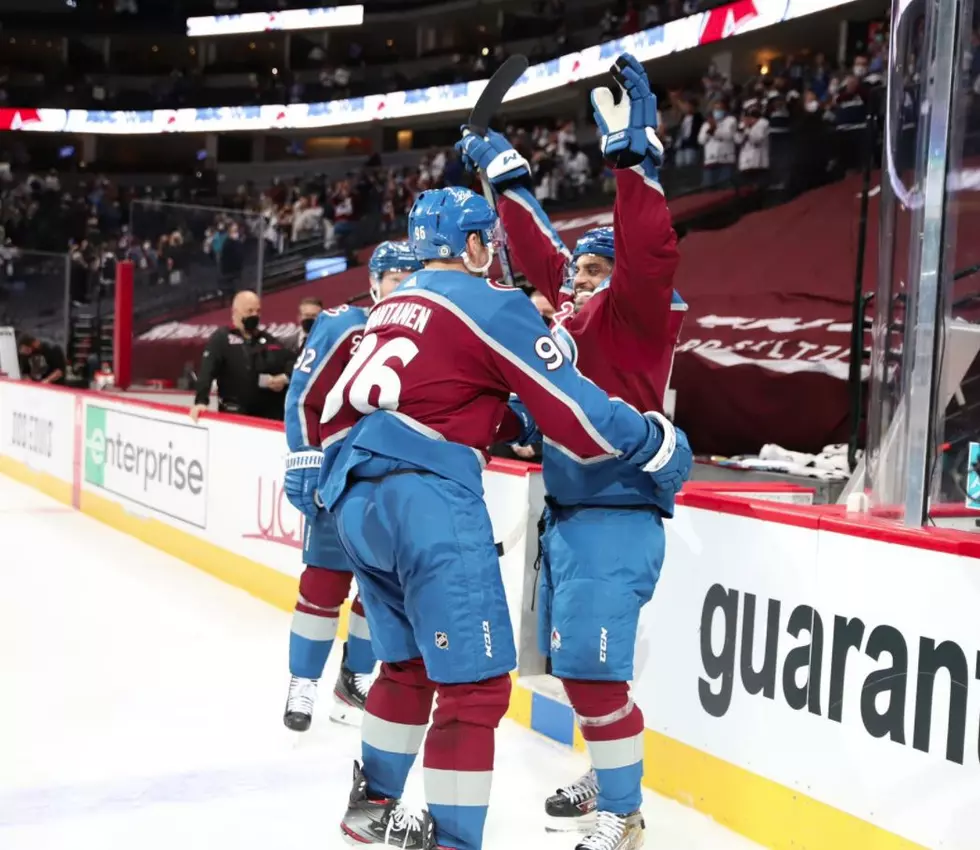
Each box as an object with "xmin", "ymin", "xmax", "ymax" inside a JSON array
[
  {"xmin": 84, "ymin": 403, "xmax": 209, "ymax": 528},
  {"xmin": 640, "ymin": 506, "xmax": 980, "ymax": 850},
  {"xmin": 211, "ymin": 420, "xmax": 308, "ymax": 578},
  {"xmin": 0, "ymin": 382, "xmax": 75, "ymax": 480}
]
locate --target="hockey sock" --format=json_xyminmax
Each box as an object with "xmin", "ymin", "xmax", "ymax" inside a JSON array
[
  {"xmin": 361, "ymin": 658, "xmax": 435, "ymax": 800},
  {"xmin": 344, "ymin": 595, "xmax": 377, "ymax": 675},
  {"xmin": 563, "ymin": 679, "xmax": 644, "ymax": 815},
  {"xmin": 288, "ymin": 567, "xmax": 353, "ymax": 680},
  {"xmin": 423, "ymin": 673, "xmax": 511, "ymax": 850}
]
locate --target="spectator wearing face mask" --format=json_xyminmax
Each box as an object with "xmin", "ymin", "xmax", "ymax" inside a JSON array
[
  {"xmin": 189, "ymin": 290, "xmax": 295, "ymax": 423},
  {"xmin": 793, "ymin": 89, "xmax": 834, "ymax": 193},
  {"xmin": 698, "ymin": 98, "xmax": 738, "ymax": 187},
  {"xmin": 735, "ymin": 100, "xmax": 770, "ymax": 186}
]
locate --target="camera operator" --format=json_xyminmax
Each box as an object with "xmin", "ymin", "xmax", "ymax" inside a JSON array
[{"xmin": 189, "ymin": 291, "xmax": 295, "ymax": 423}]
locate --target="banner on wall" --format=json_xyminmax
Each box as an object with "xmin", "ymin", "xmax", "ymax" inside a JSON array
[
  {"xmin": 0, "ymin": 0, "xmax": 857, "ymax": 136},
  {"xmin": 186, "ymin": 6, "xmax": 364, "ymax": 37},
  {"xmin": 83, "ymin": 404, "xmax": 210, "ymax": 528},
  {"xmin": 0, "ymin": 383, "xmax": 75, "ymax": 480}
]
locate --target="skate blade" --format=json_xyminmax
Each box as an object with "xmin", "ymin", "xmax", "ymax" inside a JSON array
[
  {"xmin": 340, "ymin": 822, "xmax": 369, "ymax": 846},
  {"xmin": 329, "ymin": 699, "xmax": 365, "ymax": 728},
  {"xmin": 544, "ymin": 811, "xmax": 597, "ymax": 833}
]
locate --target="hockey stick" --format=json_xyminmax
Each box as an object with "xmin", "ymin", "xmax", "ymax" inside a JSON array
[{"xmin": 463, "ymin": 54, "xmax": 529, "ymax": 288}]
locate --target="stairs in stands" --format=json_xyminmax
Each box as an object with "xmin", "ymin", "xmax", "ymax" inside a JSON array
[{"xmin": 69, "ymin": 307, "xmax": 114, "ymax": 380}]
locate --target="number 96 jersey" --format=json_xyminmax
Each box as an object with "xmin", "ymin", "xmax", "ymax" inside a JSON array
[{"xmin": 315, "ymin": 268, "xmax": 674, "ymax": 517}]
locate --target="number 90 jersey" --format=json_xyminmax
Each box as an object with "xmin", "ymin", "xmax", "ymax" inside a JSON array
[
  {"xmin": 284, "ymin": 305, "xmax": 367, "ymax": 452},
  {"xmin": 315, "ymin": 268, "xmax": 674, "ymax": 516}
]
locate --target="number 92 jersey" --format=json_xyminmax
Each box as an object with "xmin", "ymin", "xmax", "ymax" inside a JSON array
[{"xmin": 284, "ymin": 305, "xmax": 368, "ymax": 452}]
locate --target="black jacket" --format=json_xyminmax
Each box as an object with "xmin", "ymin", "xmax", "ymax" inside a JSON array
[{"xmin": 194, "ymin": 326, "xmax": 295, "ymax": 420}]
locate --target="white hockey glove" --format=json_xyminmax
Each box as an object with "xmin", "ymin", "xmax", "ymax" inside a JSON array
[
  {"xmin": 642, "ymin": 412, "xmax": 692, "ymax": 496},
  {"xmin": 591, "ymin": 52, "xmax": 664, "ymax": 182},
  {"xmin": 284, "ymin": 448, "xmax": 325, "ymax": 519}
]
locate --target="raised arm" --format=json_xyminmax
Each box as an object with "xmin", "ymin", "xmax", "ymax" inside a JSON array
[
  {"xmin": 606, "ymin": 169, "xmax": 678, "ymax": 337},
  {"xmin": 590, "ymin": 53, "xmax": 680, "ymax": 339},
  {"xmin": 457, "ymin": 129, "xmax": 572, "ymax": 309},
  {"xmin": 497, "ymin": 187, "xmax": 572, "ymax": 308}
]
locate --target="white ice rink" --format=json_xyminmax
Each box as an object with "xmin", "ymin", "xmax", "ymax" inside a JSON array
[{"xmin": 0, "ymin": 474, "xmax": 762, "ymax": 850}]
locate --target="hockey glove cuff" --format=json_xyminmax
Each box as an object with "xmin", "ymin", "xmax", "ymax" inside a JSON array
[
  {"xmin": 641, "ymin": 412, "xmax": 692, "ymax": 496},
  {"xmin": 284, "ymin": 448, "xmax": 325, "ymax": 519}
]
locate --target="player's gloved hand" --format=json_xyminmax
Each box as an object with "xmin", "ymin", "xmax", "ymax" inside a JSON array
[
  {"xmin": 456, "ymin": 128, "xmax": 531, "ymax": 190},
  {"xmin": 591, "ymin": 53, "xmax": 664, "ymax": 179},
  {"xmin": 508, "ymin": 396, "xmax": 541, "ymax": 446},
  {"xmin": 284, "ymin": 448, "xmax": 325, "ymax": 519},
  {"xmin": 641, "ymin": 412, "xmax": 692, "ymax": 496}
]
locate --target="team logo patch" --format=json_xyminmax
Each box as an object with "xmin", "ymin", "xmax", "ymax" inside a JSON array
[
  {"xmin": 551, "ymin": 628, "xmax": 561, "ymax": 651},
  {"xmin": 439, "ymin": 245, "xmax": 451, "ymax": 257},
  {"xmin": 435, "ymin": 631, "xmax": 449, "ymax": 650}
]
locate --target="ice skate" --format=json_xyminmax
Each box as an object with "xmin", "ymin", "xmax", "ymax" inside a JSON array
[
  {"xmin": 340, "ymin": 760, "xmax": 435, "ymax": 848},
  {"xmin": 544, "ymin": 769, "xmax": 598, "ymax": 832},
  {"xmin": 283, "ymin": 675, "xmax": 318, "ymax": 732},
  {"xmin": 576, "ymin": 810, "xmax": 645, "ymax": 850},
  {"xmin": 330, "ymin": 644, "xmax": 373, "ymax": 727}
]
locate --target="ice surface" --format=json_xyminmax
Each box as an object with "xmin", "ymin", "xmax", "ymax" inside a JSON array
[{"xmin": 0, "ymin": 474, "xmax": 762, "ymax": 850}]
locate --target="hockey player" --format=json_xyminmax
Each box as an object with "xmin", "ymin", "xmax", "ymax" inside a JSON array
[
  {"xmin": 458, "ymin": 54, "xmax": 688, "ymax": 849},
  {"xmin": 314, "ymin": 186, "xmax": 691, "ymax": 850},
  {"xmin": 281, "ymin": 240, "xmax": 421, "ymax": 732}
]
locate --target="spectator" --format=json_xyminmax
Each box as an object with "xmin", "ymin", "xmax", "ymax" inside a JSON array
[
  {"xmin": 792, "ymin": 88, "xmax": 834, "ymax": 193},
  {"xmin": 736, "ymin": 100, "xmax": 771, "ymax": 185},
  {"xmin": 17, "ymin": 332, "xmax": 66, "ymax": 384},
  {"xmin": 698, "ymin": 98, "xmax": 738, "ymax": 187},
  {"xmin": 673, "ymin": 96, "xmax": 703, "ymax": 167},
  {"xmin": 832, "ymin": 73, "xmax": 871, "ymax": 172},
  {"xmin": 189, "ymin": 290, "xmax": 294, "ymax": 422}
]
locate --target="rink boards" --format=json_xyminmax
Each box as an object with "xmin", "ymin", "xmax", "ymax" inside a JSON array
[{"xmin": 2, "ymin": 379, "xmax": 978, "ymax": 850}]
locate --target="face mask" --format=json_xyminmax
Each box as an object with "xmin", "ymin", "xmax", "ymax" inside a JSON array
[
  {"xmin": 242, "ymin": 315, "xmax": 260, "ymax": 333},
  {"xmin": 805, "ymin": 100, "xmax": 820, "ymax": 113},
  {"xmin": 853, "ymin": 65, "xmax": 867, "ymax": 77},
  {"xmin": 301, "ymin": 318, "xmax": 316, "ymax": 334},
  {"xmin": 712, "ymin": 109, "xmax": 726, "ymax": 121}
]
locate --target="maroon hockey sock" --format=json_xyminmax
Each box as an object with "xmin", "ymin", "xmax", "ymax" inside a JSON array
[
  {"xmin": 563, "ymin": 679, "xmax": 645, "ymax": 815},
  {"xmin": 423, "ymin": 674, "xmax": 511, "ymax": 850},
  {"xmin": 361, "ymin": 659, "xmax": 435, "ymax": 800}
]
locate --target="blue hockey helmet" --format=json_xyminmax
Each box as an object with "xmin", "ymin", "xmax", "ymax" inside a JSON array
[
  {"xmin": 408, "ymin": 188, "xmax": 498, "ymax": 271},
  {"xmin": 572, "ymin": 226, "xmax": 615, "ymax": 262},
  {"xmin": 368, "ymin": 240, "xmax": 422, "ymax": 303}
]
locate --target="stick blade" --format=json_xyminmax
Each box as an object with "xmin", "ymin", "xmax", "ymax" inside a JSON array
[{"xmin": 468, "ymin": 55, "xmax": 529, "ymax": 134}]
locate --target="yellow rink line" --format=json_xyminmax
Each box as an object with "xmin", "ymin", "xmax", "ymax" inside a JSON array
[{"xmin": 0, "ymin": 456, "xmax": 926, "ymax": 850}]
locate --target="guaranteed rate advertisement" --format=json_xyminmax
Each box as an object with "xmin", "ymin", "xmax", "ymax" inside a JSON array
[{"xmin": 84, "ymin": 404, "xmax": 209, "ymax": 529}]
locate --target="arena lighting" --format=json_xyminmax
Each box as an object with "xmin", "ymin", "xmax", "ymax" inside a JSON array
[
  {"xmin": 0, "ymin": 0, "xmax": 857, "ymax": 135},
  {"xmin": 186, "ymin": 5, "xmax": 364, "ymax": 37}
]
